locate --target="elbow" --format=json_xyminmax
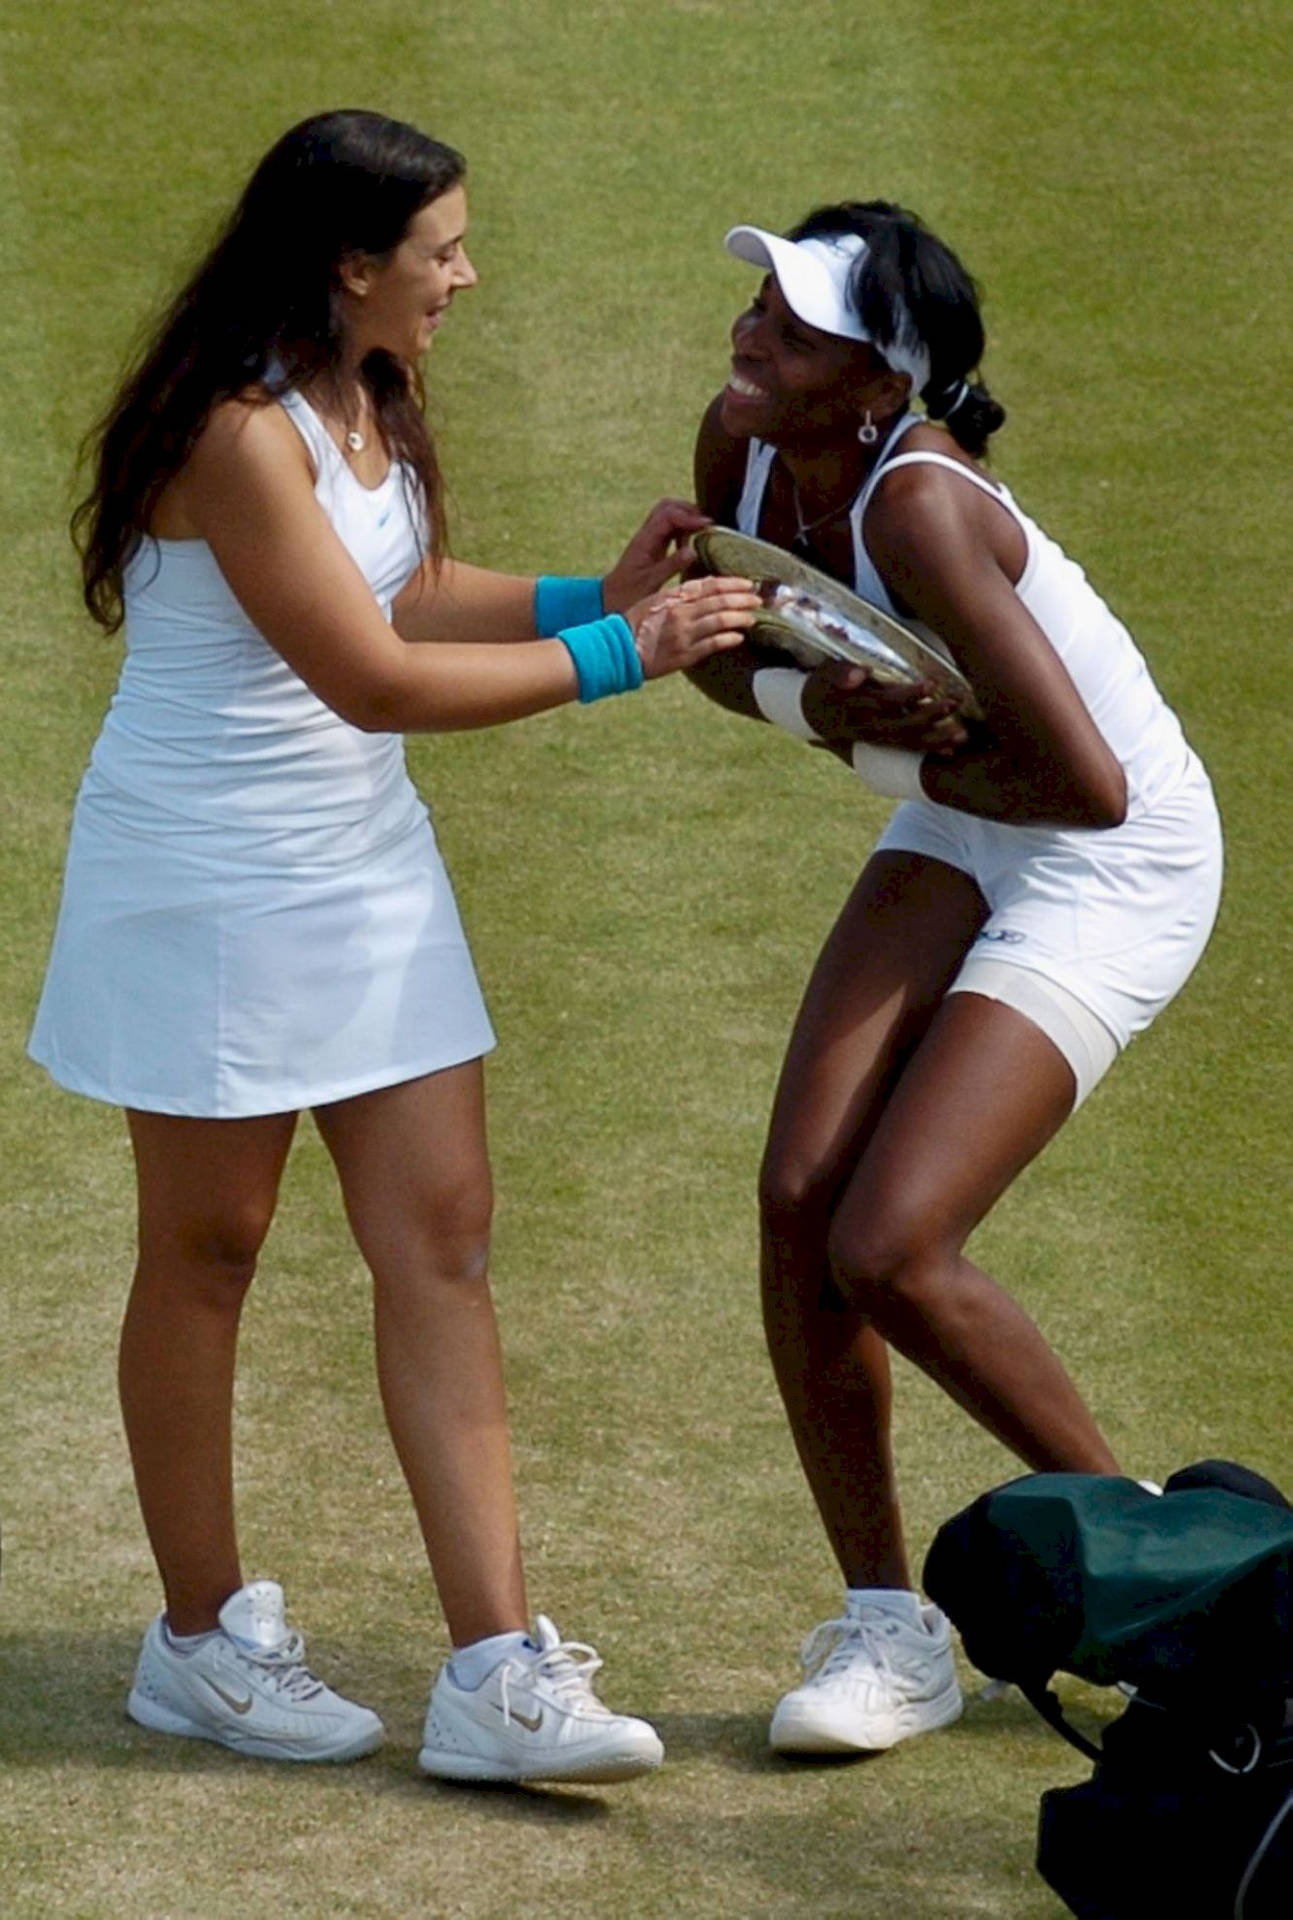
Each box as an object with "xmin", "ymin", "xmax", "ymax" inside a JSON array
[
  {"xmin": 327, "ymin": 682, "xmax": 416, "ymax": 734},
  {"xmin": 683, "ymin": 658, "xmax": 731, "ymax": 712},
  {"xmin": 1089, "ymin": 761, "xmax": 1129, "ymax": 829},
  {"xmin": 1069, "ymin": 767, "xmax": 1128, "ymax": 830},
  {"xmin": 347, "ymin": 703, "xmax": 401, "ymax": 734},
  {"xmin": 325, "ymin": 688, "xmax": 390, "ymax": 732},
  {"xmin": 685, "ymin": 646, "xmax": 759, "ymax": 717},
  {"xmin": 322, "ymin": 654, "xmax": 438, "ymax": 733},
  {"xmin": 685, "ymin": 656, "xmax": 723, "ymax": 696}
]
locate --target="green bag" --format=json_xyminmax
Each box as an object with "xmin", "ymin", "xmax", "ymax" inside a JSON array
[
  {"xmin": 923, "ymin": 1465, "xmax": 1293, "ymax": 1919},
  {"xmin": 923, "ymin": 1464, "xmax": 1293, "ymax": 1737}
]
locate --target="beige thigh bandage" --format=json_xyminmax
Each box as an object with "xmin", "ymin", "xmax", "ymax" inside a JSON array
[{"xmin": 947, "ymin": 955, "xmax": 1120, "ymax": 1109}]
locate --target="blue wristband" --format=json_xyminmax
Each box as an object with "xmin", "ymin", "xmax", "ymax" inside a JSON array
[
  {"xmin": 557, "ymin": 615, "xmax": 645, "ymax": 703},
  {"xmin": 534, "ymin": 575, "xmax": 604, "ymax": 637}
]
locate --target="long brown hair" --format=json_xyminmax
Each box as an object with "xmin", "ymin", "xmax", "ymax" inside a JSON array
[{"xmin": 74, "ymin": 110, "xmax": 465, "ymax": 631}]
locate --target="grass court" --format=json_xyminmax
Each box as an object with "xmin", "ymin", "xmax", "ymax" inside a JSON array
[{"xmin": 1, "ymin": 2, "xmax": 1288, "ymax": 1913}]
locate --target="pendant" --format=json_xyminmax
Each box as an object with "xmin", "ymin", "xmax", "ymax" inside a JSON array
[{"xmin": 345, "ymin": 429, "xmax": 365, "ymax": 453}]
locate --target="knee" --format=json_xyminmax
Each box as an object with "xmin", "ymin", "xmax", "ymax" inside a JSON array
[
  {"xmin": 140, "ymin": 1203, "xmax": 274, "ymax": 1302},
  {"xmin": 429, "ymin": 1169, "xmax": 493, "ymax": 1281},
  {"xmin": 757, "ymin": 1147, "xmax": 833, "ymax": 1250},
  {"xmin": 825, "ymin": 1201, "xmax": 944, "ymax": 1320},
  {"xmin": 428, "ymin": 1215, "xmax": 492, "ymax": 1287},
  {"xmin": 378, "ymin": 1178, "xmax": 494, "ymax": 1292}
]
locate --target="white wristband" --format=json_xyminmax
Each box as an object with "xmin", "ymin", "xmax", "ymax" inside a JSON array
[
  {"xmin": 850, "ymin": 741, "xmax": 927, "ymax": 800},
  {"xmin": 751, "ymin": 667, "xmax": 822, "ymax": 742}
]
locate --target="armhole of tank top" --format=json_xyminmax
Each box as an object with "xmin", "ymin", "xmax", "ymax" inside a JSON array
[
  {"xmin": 275, "ymin": 390, "xmax": 327, "ymax": 486},
  {"xmin": 869, "ymin": 450, "xmax": 1020, "ymax": 518},
  {"xmin": 735, "ymin": 440, "xmax": 777, "ymax": 535},
  {"xmin": 858, "ymin": 448, "xmax": 1033, "ymax": 593}
]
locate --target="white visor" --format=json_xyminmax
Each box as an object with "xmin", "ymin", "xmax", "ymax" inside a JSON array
[{"xmin": 724, "ymin": 223, "xmax": 931, "ymax": 394}]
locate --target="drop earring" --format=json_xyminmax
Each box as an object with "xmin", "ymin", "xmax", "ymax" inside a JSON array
[{"xmin": 857, "ymin": 410, "xmax": 879, "ymax": 446}]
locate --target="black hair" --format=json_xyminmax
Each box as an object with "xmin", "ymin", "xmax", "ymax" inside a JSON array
[
  {"xmin": 75, "ymin": 109, "xmax": 466, "ymax": 631},
  {"xmin": 789, "ymin": 201, "xmax": 1005, "ymax": 456}
]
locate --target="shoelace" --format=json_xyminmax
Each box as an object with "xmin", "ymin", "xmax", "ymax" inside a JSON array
[
  {"xmin": 236, "ymin": 1629, "xmax": 325, "ymax": 1702},
  {"xmin": 799, "ymin": 1613, "xmax": 906, "ymax": 1682},
  {"xmin": 497, "ymin": 1635, "xmax": 607, "ymax": 1726}
]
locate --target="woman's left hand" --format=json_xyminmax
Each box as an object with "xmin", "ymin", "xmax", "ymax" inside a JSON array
[
  {"xmin": 602, "ymin": 499, "xmax": 712, "ymax": 612},
  {"xmin": 628, "ymin": 574, "xmax": 760, "ymax": 679},
  {"xmin": 802, "ymin": 660, "xmax": 970, "ymax": 754}
]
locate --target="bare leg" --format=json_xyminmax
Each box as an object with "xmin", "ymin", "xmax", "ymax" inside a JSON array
[
  {"xmin": 762, "ymin": 852, "xmax": 1116, "ymax": 1594},
  {"xmin": 827, "ymin": 992, "xmax": 1120, "ymax": 1473},
  {"xmin": 121, "ymin": 1109, "xmax": 298, "ymax": 1634},
  {"xmin": 761, "ymin": 853, "xmax": 990, "ymax": 1589},
  {"xmin": 313, "ymin": 1063, "xmax": 527, "ymax": 1648}
]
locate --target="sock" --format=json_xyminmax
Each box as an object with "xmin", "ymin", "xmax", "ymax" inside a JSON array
[
  {"xmin": 449, "ymin": 1629, "xmax": 533, "ymax": 1690},
  {"xmin": 844, "ymin": 1587, "xmax": 925, "ymax": 1627},
  {"xmin": 163, "ymin": 1621, "xmax": 220, "ymax": 1653}
]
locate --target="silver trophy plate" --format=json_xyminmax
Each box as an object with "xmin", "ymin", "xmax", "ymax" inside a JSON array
[{"xmin": 694, "ymin": 526, "xmax": 982, "ymax": 720}]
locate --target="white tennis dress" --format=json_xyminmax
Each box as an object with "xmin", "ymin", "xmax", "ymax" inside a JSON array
[{"xmin": 28, "ymin": 390, "xmax": 496, "ymax": 1117}]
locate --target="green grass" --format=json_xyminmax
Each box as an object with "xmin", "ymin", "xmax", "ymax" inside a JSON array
[{"xmin": 2, "ymin": 2, "xmax": 1289, "ymax": 1915}]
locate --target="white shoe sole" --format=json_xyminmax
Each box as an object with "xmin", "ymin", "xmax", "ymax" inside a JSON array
[
  {"xmin": 418, "ymin": 1729, "xmax": 663, "ymax": 1785},
  {"xmin": 127, "ymin": 1685, "xmax": 385, "ymax": 1763},
  {"xmin": 769, "ymin": 1677, "xmax": 964, "ymax": 1754}
]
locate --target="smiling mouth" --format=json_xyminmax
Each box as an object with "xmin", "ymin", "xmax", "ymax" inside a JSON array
[{"xmin": 727, "ymin": 372, "xmax": 768, "ymax": 399}]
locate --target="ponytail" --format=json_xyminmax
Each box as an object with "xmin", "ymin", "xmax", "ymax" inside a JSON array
[{"xmin": 921, "ymin": 373, "xmax": 1006, "ymax": 458}]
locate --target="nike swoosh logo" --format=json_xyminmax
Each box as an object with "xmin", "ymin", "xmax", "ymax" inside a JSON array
[
  {"xmin": 204, "ymin": 1678, "xmax": 254, "ymax": 1715},
  {"xmin": 494, "ymin": 1700, "xmax": 543, "ymax": 1733}
]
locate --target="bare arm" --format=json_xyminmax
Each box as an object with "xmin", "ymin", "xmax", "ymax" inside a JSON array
[
  {"xmin": 685, "ymin": 396, "xmax": 767, "ymax": 718},
  {"xmin": 391, "ymin": 498, "xmax": 715, "ymax": 644},
  {"xmin": 866, "ymin": 467, "xmax": 1128, "ymax": 828},
  {"xmin": 174, "ymin": 402, "xmax": 757, "ymax": 732},
  {"xmin": 392, "ymin": 559, "xmax": 537, "ymax": 644}
]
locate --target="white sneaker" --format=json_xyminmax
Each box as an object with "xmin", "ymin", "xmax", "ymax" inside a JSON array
[
  {"xmin": 418, "ymin": 1615, "xmax": 664, "ymax": 1784},
  {"xmin": 769, "ymin": 1591, "xmax": 963, "ymax": 1754},
  {"xmin": 127, "ymin": 1579, "xmax": 384, "ymax": 1763}
]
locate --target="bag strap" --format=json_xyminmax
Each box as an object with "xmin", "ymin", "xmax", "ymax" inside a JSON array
[
  {"xmin": 1020, "ymin": 1681, "xmax": 1102, "ymax": 1762},
  {"xmin": 1235, "ymin": 1790, "xmax": 1293, "ymax": 1919}
]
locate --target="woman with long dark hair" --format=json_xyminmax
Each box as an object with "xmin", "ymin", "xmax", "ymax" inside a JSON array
[
  {"xmin": 690, "ymin": 200, "xmax": 1221, "ymax": 1757},
  {"xmin": 29, "ymin": 109, "xmax": 757, "ymax": 1782}
]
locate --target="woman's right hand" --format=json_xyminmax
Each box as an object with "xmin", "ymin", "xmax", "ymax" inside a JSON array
[
  {"xmin": 801, "ymin": 660, "xmax": 970, "ymax": 755},
  {"xmin": 627, "ymin": 575, "xmax": 760, "ymax": 681}
]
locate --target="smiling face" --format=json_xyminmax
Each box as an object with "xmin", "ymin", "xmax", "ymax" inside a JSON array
[
  {"xmin": 342, "ymin": 183, "xmax": 477, "ymax": 363},
  {"xmin": 721, "ymin": 275, "xmax": 907, "ymax": 448}
]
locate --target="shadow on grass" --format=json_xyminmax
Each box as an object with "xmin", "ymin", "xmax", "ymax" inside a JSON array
[
  {"xmin": 954, "ymin": 1681, "xmax": 1122, "ymax": 1747},
  {"xmin": 649, "ymin": 1681, "xmax": 1115, "ymax": 1775},
  {"xmin": 0, "ymin": 1631, "xmax": 629, "ymax": 1820},
  {"xmin": 650, "ymin": 1710, "xmax": 890, "ymax": 1776}
]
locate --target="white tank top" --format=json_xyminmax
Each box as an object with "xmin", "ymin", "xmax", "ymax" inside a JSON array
[
  {"xmin": 82, "ymin": 388, "xmax": 428, "ymax": 864},
  {"xmin": 736, "ymin": 422, "xmax": 1194, "ymax": 815}
]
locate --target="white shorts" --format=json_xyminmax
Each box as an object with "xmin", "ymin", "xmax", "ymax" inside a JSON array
[{"xmin": 875, "ymin": 751, "xmax": 1223, "ymax": 1096}]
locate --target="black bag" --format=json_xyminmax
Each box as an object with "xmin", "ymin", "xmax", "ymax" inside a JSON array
[
  {"xmin": 1034, "ymin": 1691, "xmax": 1293, "ymax": 1919},
  {"xmin": 923, "ymin": 1462, "xmax": 1293, "ymax": 1919}
]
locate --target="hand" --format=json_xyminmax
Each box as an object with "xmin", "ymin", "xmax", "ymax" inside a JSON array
[
  {"xmin": 627, "ymin": 575, "xmax": 759, "ymax": 681},
  {"xmin": 801, "ymin": 660, "xmax": 970, "ymax": 755},
  {"xmin": 602, "ymin": 499, "xmax": 713, "ymax": 612}
]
